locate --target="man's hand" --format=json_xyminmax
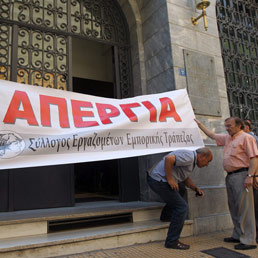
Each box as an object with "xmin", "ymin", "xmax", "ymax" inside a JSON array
[
  {"xmin": 244, "ymin": 176, "xmax": 253, "ymax": 189},
  {"xmin": 168, "ymin": 178, "xmax": 179, "ymax": 191},
  {"xmin": 247, "ymin": 158, "xmax": 258, "ymax": 189},
  {"xmin": 194, "ymin": 119, "xmax": 202, "ymax": 127},
  {"xmin": 194, "ymin": 119, "xmax": 216, "ymax": 139},
  {"xmin": 183, "ymin": 178, "xmax": 204, "ymax": 197},
  {"xmin": 195, "ymin": 188, "xmax": 204, "ymax": 198}
]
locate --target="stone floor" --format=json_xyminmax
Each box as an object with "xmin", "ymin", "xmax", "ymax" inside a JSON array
[{"xmin": 55, "ymin": 230, "xmax": 258, "ymax": 258}]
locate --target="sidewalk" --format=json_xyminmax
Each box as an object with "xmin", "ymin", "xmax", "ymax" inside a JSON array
[{"xmin": 55, "ymin": 229, "xmax": 258, "ymax": 258}]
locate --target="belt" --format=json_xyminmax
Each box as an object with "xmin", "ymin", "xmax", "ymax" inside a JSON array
[{"xmin": 227, "ymin": 167, "xmax": 248, "ymax": 176}]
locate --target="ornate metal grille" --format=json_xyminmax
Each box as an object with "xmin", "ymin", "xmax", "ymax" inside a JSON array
[
  {"xmin": 0, "ymin": 0, "xmax": 131, "ymax": 96},
  {"xmin": 0, "ymin": 23, "xmax": 12, "ymax": 81},
  {"xmin": 12, "ymin": 0, "xmax": 68, "ymax": 32},
  {"xmin": 16, "ymin": 27, "xmax": 68, "ymax": 89},
  {"xmin": 70, "ymin": 0, "xmax": 127, "ymax": 44},
  {"xmin": 216, "ymin": 0, "xmax": 258, "ymax": 134},
  {"xmin": 117, "ymin": 46, "xmax": 130, "ymax": 97}
]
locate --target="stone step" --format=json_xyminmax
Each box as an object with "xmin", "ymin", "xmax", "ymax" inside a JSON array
[
  {"xmin": 0, "ymin": 219, "xmax": 193, "ymax": 258},
  {"xmin": 0, "ymin": 201, "xmax": 164, "ymax": 226},
  {"xmin": 0, "ymin": 201, "xmax": 164, "ymax": 239},
  {"xmin": 0, "ymin": 201, "xmax": 194, "ymax": 257}
]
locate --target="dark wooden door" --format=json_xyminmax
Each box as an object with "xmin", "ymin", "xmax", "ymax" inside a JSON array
[
  {"xmin": 0, "ymin": 171, "xmax": 8, "ymax": 212},
  {"xmin": 119, "ymin": 157, "xmax": 140, "ymax": 202},
  {"xmin": 0, "ymin": 165, "xmax": 74, "ymax": 212}
]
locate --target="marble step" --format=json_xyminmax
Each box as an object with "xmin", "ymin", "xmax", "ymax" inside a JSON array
[{"xmin": 0, "ymin": 219, "xmax": 193, "ymax": 258}]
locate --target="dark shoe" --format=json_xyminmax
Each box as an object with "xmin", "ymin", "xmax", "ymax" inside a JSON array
[
  {"xmin": 165, "ymin": 240, "xmax": 190, "ymax": 250},
  {"xmin": 234, "ymin": 243, "xmax": 257, "ymax": 250},
  {"xmin": 224, "ymin": 237, "xmax": 240, "ymax": 243}
]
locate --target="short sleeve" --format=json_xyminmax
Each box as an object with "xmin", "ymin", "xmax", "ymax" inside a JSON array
[
  {"xmin": 173, "ymin": 150, "xmax": 194, "ymax": 167},
  {"xmin": 214, "ymin": 134, "xmax": 227, "ymax": 146}
]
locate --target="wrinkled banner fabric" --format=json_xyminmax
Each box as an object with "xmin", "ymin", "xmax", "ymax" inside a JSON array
[{"xmin": 0, "ymin": 80, "xmax": 204, "ymax": 170}]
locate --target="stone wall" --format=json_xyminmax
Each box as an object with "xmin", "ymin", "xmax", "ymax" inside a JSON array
[
  {"xmin": 139, "ymin": 0, "xmax": 176, "ymax": 94},
  {"xmin": 166, "ymin": 0, "xmax": 232, "ymax": 234},
  {"xmin": 118, "ymin": 0, "xmax": 233, "ymax": 234}
]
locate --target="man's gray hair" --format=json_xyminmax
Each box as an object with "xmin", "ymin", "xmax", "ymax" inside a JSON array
[
  {"xmin": 225, "ymin": 117, "xmax": 244, "ymax": 130},
  {"xmin": 196, "ymin": 147, "xmax": 212, "ymax": 158}
]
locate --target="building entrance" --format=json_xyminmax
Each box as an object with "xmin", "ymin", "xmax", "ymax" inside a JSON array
[
  {"xmin": 0, "ymin": 0, "xmax": 138, "ymax": 211},
  {"xmin": 72, "ymin": 77, "xmax": 119, "ymax": 202},
  {"xmin": 74, "ymin": 160, "xmax": 119, "ymax": 202}
]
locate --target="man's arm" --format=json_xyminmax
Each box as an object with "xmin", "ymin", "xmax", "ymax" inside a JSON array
[
  {"xmin": 183, "ymin": 177, "xmax": 204, "ymax": 197},
  {"xmin": 244, "ymin": 157, "xmax": 258, "ymax": 188},
  {"xmin": 165, "ymin": 155, "xmax": 179, "ymax": 191},
  {"xmin": 255, "ymin": 157, "xmax": 258, "ymax": 189},
  {"xmin": 194, "ymin": 119, "xmax": 216, "ymax": 140},
  {"xmin": 254, "ymin": 175, "xmax": 258, "ymax": 189}
]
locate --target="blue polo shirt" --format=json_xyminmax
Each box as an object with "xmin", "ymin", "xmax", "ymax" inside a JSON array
[
  {"xmin": 149, "ymin": 150, "xmax": 197, "ymax": 183},
  {"xmin": 248, "ymin": 132, "xmax": 258, "ymax": 147}
]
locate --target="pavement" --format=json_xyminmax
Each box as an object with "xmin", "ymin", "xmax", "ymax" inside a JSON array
[{"xmin": 55, "ymin": 229, "xmax": 258, "ymax": 258}]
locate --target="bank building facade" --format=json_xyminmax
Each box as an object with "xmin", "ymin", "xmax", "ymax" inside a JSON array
[{"xmin": 0, "ymin": 0, "xmax": 257, "ymax": 256}]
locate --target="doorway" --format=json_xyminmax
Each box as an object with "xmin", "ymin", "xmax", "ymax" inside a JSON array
[
  {"xmin": 72, "ymin": 38, "xmax": 140, "ymax": 203},
  {"xmin": 72, "ymin": 77, "xmax": 119, "ymax": 202},
  {"xmin": 72, "ymin": 37, "xmax": 119, "ymax": 202}
]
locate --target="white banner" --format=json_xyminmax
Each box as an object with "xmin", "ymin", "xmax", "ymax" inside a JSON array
[{"xmin": 0, "ymin": 80, "xmax": 204, "ymax": 170}]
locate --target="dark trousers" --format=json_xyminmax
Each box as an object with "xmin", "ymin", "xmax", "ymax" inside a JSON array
[
  {"xmin": 254, "ymin": 188, "xmax": 258, "ymax": 242},
  {"xmin": 147, "ymin": 175, "xmax": 188, "ymax": 245}
]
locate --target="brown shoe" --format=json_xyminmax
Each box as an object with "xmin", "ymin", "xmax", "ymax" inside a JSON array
[{"xmin": 165, "ymin": 240, "xmax": 190, "ymax": 250}]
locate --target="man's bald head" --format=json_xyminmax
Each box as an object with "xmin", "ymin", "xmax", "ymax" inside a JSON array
[{"xmin": 196, "ymin": 147, "xmax": 213, "ymax": 168}]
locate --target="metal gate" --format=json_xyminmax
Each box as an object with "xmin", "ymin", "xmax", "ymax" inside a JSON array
[
  {"xmin": 0, "ymin": 0, "xmax": 132, "ymax": 98},
  {"xmin": 216, "ymin": 0, "xmax": 258, "ymax": 134}
]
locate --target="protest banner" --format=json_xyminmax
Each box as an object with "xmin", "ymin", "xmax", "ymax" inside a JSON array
[{"xmin": 0, "ymin": 80, "xmax": 204, "ymax": 169}]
